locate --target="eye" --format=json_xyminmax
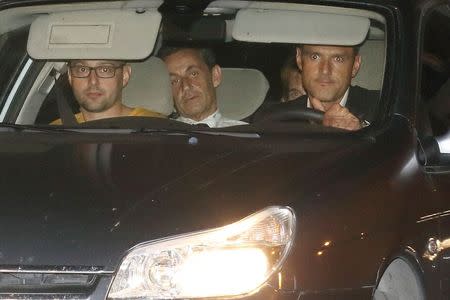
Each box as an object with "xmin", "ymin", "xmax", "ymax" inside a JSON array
[
  {"xmin": 77, "ymin": 66, "xmax": 88, "ymax": 73},
  {"xmin": 98, "ymin": 66, "xmax": 113, "ymax": 74},
  {"xmin": 170, "ymin": 77, "xmax": 180, "ymax": 86},
  {"xmin": 334, "ymin": 56, "xmax": 344, "ymax": 63},
  {"xmin": 310, "ymin": 54, "xmax": 319, "ymax": 60},
  {"xmin": 190, "ymin": 71, "xmax": 199, "ymax": 77}
]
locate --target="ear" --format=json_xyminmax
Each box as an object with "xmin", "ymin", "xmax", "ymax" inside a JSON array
[
  {"xmin": 295, "ymin": 47, "xmax": 304, "ymax": 72},
  {"xmin": 122, "ymin": 64, "xmax": 132, "ymax": 87},
  {"xmin": 211, "ymin": 65, "xmax": 222, "ymax": 88},
  {"xmin": 67, "ymin": 68, "xmax": 73, "ymax": 86},
  {"xmin": 351, "ymin": 55, "xmax": 362, "ymax": 78}
]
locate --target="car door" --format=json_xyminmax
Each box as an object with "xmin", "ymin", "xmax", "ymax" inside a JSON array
[{"xmin": 417, "ymin": 3, "xmax": 450, "ymax": 298}]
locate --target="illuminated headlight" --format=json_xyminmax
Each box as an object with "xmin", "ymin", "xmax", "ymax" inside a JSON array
[{"xmin": 108, "ymin": 206, "xmax": 296, "ymax": 299}]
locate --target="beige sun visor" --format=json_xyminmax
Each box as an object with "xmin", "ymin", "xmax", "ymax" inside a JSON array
[
  {"xmin": 233, "ymin": 9, "xmax": 370, "ymax": 45},
  {"xmin": 27, "ymin": 9, "xmax": 161, "ymax": 60}
]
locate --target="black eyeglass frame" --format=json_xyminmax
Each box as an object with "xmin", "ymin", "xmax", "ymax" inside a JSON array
[{"xmin": 68, "ymin": 64, "xmax": 125, "ymax": 78}]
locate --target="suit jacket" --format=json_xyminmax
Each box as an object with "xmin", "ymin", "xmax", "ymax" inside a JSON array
[{"xmin": 255, "ymin": 85, "xmax": 380, "ymax": 123}]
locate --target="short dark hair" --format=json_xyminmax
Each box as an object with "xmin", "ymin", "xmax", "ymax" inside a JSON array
[
  {"xmin": 157, "ymin": 47, "xmax": 217, "ymax": 69},
  {"xmin": 67, "ymin": 59, "xmax": 126, "ymax": 65}
]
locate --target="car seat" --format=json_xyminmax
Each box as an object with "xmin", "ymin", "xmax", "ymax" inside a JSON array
[
  {"xmin": 122, "ymin": 56, "xmax": 173, "ymax": 116},
  {"xmin": 353, "ymin": 39, "xmax": 385, "ymax": 91},
  {"xmin": 216, "ymin": 68, "xmax": 269, "ymax": 120}
]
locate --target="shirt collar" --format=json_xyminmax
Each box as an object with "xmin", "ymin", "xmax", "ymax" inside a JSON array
[
  {"xmin": 177, "ymin": 110, "xmax": 221, "ymax": 127},
  {"xmin": 307, "ymin": 88, "xmax": 350, "ymax": 108}
]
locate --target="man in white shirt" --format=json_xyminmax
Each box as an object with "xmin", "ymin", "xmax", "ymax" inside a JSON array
[
  {"xmin": 296, "ymin": 44, "xmax": 379, "ymax": 130},
  {"xmin": 159, "ymin": 47, "xmax": 246, "ymax": 128}
]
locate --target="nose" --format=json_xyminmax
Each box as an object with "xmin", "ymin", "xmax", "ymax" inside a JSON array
[
  {"xmin": 88, "ymin": 68, "xmax": 99, "ymax": 85},
  {"xmin": 319, "ymin": 59, "xmax": 332, "ymax": 75},
  {"xmin": 180, "ymin": 77, "xmax": 193, "ymax": 91}
]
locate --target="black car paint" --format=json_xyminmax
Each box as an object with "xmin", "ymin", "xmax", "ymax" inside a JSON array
[{"xmin": 0, "ymin": 115, "xmax": 446, "ymax": 299}]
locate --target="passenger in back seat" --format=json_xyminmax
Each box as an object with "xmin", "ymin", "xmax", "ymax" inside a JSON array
[
  {"xmin": 158, "ymin": 47, "xmax": 246, "ymax": 128},
  {"xmin": 280, "ymin": 54, "xmax": 306, "ymax": 102},
  {"xmin": 51, "ymin": 59, "xmax": 165, "ymax": 124}
]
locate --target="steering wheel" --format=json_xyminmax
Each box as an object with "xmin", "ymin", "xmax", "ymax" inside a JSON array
[{"xmin": 254, "ymin": 105, "xmax": 324, "ymax": 123}]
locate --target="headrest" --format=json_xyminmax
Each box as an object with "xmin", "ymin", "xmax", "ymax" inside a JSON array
[
  {"xmin": 216, "ymin": 68, "xmax": 269, "ymax": 120},
  {"xmin": 122, "ymin": 57, "xmax": 173, "ymax": 116},
  {"xmin": 353, "ymin": 40, "xmax": 385, "ymax": 90}
]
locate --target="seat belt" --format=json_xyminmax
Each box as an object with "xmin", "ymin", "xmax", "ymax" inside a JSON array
[{"xmin": 53, "ymin": 75, "xmax": 78, "ymax": 126}]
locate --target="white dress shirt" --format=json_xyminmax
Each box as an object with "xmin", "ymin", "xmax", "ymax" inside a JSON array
[
  {"xmin": 176, "ymin": 110, "xmax": 247, "ymax": 128},
  {"xmin": 307, "ymin": 88, "xmax": 349, "ymax": 108}
]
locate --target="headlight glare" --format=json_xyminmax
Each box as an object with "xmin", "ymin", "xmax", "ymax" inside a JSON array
[
  {"xmin": 178, "ymin": 247, "xmax": 268, "ymax": 296},
  {"xmin": 108, "ymin": 206, "xmax": 295, "ymax": 299}
]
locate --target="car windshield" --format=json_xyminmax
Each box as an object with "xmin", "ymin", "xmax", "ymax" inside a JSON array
[{"xmin": 0, "ymin": 1, "xmax": 387, "ymax": 134}]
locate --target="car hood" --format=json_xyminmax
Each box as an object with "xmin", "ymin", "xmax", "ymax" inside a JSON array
[{"xmin": 0, "ymin": 130, "xmax": 374, "ymax": 271}]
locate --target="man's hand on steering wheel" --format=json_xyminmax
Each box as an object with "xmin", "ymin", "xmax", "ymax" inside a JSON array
[
  {"xmin": 322, "ymin": 103, "xmax": 362, "ymax": 131},
  {"xmin": 310, "ymin": 98, "xmax": 361, "ymax": 131}
]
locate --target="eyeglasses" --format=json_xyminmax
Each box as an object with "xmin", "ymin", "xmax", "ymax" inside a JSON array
[{"xmin": 69, "ymin": 65, "xmax": 124, "ymax": 78}]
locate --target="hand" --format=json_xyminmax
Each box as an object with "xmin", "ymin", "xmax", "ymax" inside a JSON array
[
  {"xmin": 322, "ymin": 103, "xmax": 362, "ymax": 130},
  {"xmin": 310, "ymin": 98, "xmax": 361, "ymax": 131}
]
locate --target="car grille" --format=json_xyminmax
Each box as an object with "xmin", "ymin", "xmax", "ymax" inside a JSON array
[
  {"xmin": 0, "ymin": 266, "xmax": 112, "ymax": 299},
  {"xmin": 0, "ymin": 273, "xmax": 95, "ymax": 289}
]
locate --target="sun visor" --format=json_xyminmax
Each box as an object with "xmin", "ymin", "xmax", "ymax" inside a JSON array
[
  {"xmin": 27, "ymin": 9, "xmax": 161, "ymax": 60},
  {"xmin": 233, "ymin": 9, "xmax": 370, "ymax": 45}
]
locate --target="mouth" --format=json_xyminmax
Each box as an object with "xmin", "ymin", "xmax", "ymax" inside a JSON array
[
  {"xmin": 317, "ymin": 80, "xmax": 335, "ymax": 85},
  {"xmin": 86, "ymin": 91, "xmax": 103, "ymax": 99},
  {"xmin": 183, "ymin": 94, "xmax": 199, "ymax": 102}
]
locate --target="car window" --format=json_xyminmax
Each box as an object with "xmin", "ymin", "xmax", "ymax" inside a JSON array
[
  {"xmin": 0, "ymin": 3, "xmax": 387, "ymax": 132},
  {"xmin": 419, "ymin": 4, "xmax": 450, "ymax": 137},
  {"xmin": 0, "ymin": 26, "xmax": 29, "ymax": 112}
]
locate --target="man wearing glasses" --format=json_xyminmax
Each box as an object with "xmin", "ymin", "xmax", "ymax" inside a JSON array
[{"xmin": 51, "ymin": 60, "xmax": 164, "ymax": 124}]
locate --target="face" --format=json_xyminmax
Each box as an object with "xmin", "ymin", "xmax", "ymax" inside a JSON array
[
  {"xmin": 296, "ymin": 45, "xmax": 361, "ymax": 104},
  {"xmin": 68, "ymin": 60, "xmax": 130, "ymax": 113},
  {"xmin": 285, "ymin": 69, "xmax": 306, "ymax": 101},
  {"xmin": 164, "ymin": 49, "xmax": 221, "ymax": 121}
]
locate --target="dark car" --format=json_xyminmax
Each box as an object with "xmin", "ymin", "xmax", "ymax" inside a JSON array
[{"xmin": 0, "ymin": 0, "xmax": 449, "ymax": 299}]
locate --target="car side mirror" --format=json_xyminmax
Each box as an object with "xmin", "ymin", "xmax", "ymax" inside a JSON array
[{"xmin": 418, "ymin": 131, "xmax": 450, "ymax": 166}]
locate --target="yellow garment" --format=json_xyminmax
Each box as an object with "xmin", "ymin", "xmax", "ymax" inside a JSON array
[{"xmin": 50, "ymin": 107, "xmax": 165, "ymax": 125}]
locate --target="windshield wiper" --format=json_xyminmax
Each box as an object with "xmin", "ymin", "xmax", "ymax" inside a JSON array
[
  {"xmin": 0, "ymin": 123, "xmax": 75, "ymax": 133},
  {"xmin": 189, "ymin": 130, "xmax": 260, "ymax": 138},
  {"xmin": 0, "ymin": 123, "xmax": 261, "ymax": 139},
  {"xmin": 135, "ymin": 126, "xmax": 260, "ymax": 138}
]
